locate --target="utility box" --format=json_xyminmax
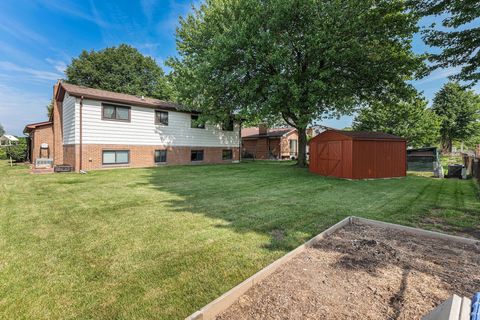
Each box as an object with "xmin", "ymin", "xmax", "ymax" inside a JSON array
[{"xmin": 54, "ymin": 165, "xmax": 73, "ymax": 173}]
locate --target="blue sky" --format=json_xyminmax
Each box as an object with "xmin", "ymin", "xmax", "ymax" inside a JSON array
[{"xmin": 0, "ymin": 0, "xmax": 478, "ymax": 135}]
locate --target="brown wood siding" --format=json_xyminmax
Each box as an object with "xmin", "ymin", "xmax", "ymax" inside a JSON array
[
  {"xmin": 309, "ymin": 130, "xmax": 406, "ymax": 179},
  {"xmin": 352, "ymin": 141, "xmax": 406, "ymax": 179}
]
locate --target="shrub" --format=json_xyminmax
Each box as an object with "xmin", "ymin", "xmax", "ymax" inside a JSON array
[{"xmin": 5, "ymin": 139, "xmax": 27, "ymax": 162}]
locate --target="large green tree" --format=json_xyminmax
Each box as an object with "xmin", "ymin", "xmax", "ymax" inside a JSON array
[
  {"xmin": 415, "ymin": 0, "xmax": 480, "ymax": 83},
  {"xmin": 353, "ymin": 95, "xmax": 440, "ymax": 147},
  {"xmin": 432, "ymin": 82, "xmax": 480, "ymax": 153},
  {"xmin": 169, "ymin": 0, "xmax": 424, "ymax": 166},
  {"xmin": 66, "ymin": 44, "xmax": 172, "ymax": 99},
  {"xmin": 0, "ymin": 123, "xmax": 4, "ymax": 136}
]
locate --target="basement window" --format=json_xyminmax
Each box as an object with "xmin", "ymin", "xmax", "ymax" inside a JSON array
[
  {"xmin": 102, "ymin": 150, "xmax": 130, "ymax": 165},
  {"xmin": 222, "ymin": 149, "xmax": 233, "ymax": 160},
  {"xmin": 191, "ymin": 150, "xmax": 204, "ymax": 162},
  {"xmin": 155, "ymin": 150, "xmax": 167, "ymax": 163}
]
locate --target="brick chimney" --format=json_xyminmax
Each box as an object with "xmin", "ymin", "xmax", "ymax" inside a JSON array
[
  {"xmin": 52, "ymin": 81, "xmax": 64, "ymax": 166},
  {"xmin": 259, "ymin": 123, "xmax": 268, "ymax": 135}
]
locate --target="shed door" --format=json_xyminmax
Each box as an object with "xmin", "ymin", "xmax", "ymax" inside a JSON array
[{"xmin": 317, "ymin": 141, "xmax": 342, "ymax": 176}]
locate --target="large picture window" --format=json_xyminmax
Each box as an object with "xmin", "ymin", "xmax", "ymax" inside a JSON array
[
  {"xmin": 102, "ymin": 150, "xmax": 130, "ymax": 165},
  {"xmin": 102, "ymin": 104, "xmax": 130, "ymax": 121},
  {"xmin": 155, "ymin": 110, "xmax": 168, "ymax": 125},
  {"xmin": 191, "ymin": 150, "xmax": 204, "ymax": 161},
  {"xmin": 191, "ymin": 114, "xmax": 205, "ymax": 129},
  {"xmin": 155, "ymin": 150, "xmax": 167, "ymax": 163}
]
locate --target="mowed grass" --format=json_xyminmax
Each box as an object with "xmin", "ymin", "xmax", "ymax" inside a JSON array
[{"xmin": 0, "ymin": 161, "xmax": 479, "ymax": 319}]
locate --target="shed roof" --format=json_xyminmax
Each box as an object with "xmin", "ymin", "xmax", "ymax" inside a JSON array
[
  {"xmin": 56, "ymin": 82, "xmax": 189, "ymax": 112},
  {"xmin": 321, "ymin": 130, "xmax": 406, "ymax": 141}
]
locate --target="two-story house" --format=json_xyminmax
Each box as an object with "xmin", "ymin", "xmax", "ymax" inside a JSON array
[{"xmin": 24, "ymin": 81, "xmax": 240, "ymax": 171}]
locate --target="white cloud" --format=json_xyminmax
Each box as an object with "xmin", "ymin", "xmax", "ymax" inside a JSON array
[
  {"xmin": 157, "ymin": 0, "xmax": 202, "ymax": 35},
  {"xmin": 141, "ymin": 0, "xmax": 157, "ymax": 22},
  {"xmin": 45, "ymin": 58, "xmax": 67, "ymax": 74},
  {"xmin": 0, "ymin": 84, "xmax": 51, "ymax": 136},
  {"xmin": 417, "ymin": 66, "xmax": 462, "ymax": 84},
  {"xmin": 0, "ymin": 61, "xmax": 63, "ymax": 81},
  {"xmin": 38, "ymin": 0, "xmax": 110, "ymax": 28},
  {"xmin": 0, "ymin": 18, "xmax": 48, "ymax": 44}
]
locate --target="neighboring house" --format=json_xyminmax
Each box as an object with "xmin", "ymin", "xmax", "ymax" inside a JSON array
[
  {"xmin": 307, "ymin": 125, "xmax": 336, "ymax": 138},
  {"xmin": 241, "ymin": 125, "xmax": 298, "ymax": 160},
  {"xmin": 24, "ymin": 121, "xmax": 54, "ymax": 167},
  {"xmin": 24, "ymin": 81, "xmax": 240, "ymax": 171},
  {"xmin": 0, "ymin": 135, "xmax": 19, "ymax": 146}
]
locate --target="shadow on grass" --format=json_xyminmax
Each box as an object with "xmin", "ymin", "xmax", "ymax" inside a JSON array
[{"xmin": 144, "ymin": 162, "xmax": 480, "ymax": 253}]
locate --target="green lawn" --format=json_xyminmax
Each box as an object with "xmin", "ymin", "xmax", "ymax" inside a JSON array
[{"xmin": 0, "ymin": 161, "xmax": 479, "ymax": 319}]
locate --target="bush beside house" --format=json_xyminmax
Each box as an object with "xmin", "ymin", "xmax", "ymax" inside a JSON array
[{"xmin": 4, "ymin": 138, "xmax": 27, "ymax": 162}]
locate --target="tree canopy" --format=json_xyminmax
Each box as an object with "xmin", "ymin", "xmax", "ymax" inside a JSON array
[
  {"xmin": 415, "ymin": 0, "xmax": 480, "ymax": 83},
  {"xmin": 0, "ymin": 123, "xmax": 4, "ymax": 136},
  {"xmin": 46, "ymin": 99, "xmax": 53, "ymax": 119},
  {"xmin": 66, "ymin": 44, "xmax": 172, "ymax": 100},
  {"xmin": 353, "ymin": 95, "xmax": 440, "ymax": 147},
  {"xmin": 169, "ymin": 0, "xmax": 424, "ymax": 166},
  {"xmin": 432, "ymin": 82, "xmax": 480, "ymax": 152}
]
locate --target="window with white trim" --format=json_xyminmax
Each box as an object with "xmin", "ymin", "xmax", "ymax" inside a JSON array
[{"xmin": 102, "ymin": 150, "xmax": 129, "ymax": 165}]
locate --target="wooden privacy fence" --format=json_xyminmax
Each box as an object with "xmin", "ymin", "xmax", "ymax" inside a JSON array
[{"xmin": 462, "ymin": 154, "xmax": 480, "ymax": 181}]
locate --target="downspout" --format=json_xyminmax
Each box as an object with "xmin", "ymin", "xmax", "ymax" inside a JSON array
[
  {"xmin": 79, "ymin": 96, "xmax": 83, "ymax": 172},
  {"xmin": 238, "ymin": 120, "xmax": 242, "ymax": 162}
]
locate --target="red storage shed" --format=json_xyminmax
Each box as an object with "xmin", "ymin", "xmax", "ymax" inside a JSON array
[{"xmin": 309, "ymin": 130, "xmax": 407, "ymax": 179}]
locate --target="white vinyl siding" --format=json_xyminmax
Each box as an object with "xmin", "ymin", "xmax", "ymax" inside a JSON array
[
  {"xmin": 79, "ymin": 98, "xmax": 239, "ymax": 147},
  {"xmin": 62, "ymin": 93, "xmax": 77, "ymax": 145}
]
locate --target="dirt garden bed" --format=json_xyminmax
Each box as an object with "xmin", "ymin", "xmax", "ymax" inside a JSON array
[{"xmin": 214, "ymin": 221, "xmax": 480, "ymax": 319}]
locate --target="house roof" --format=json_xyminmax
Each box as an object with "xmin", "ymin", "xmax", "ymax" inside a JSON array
[
  {"xmin": 242, "ymin": 127, "xmax": 296, "ymax": 139},
  {"xmin": 23, "ymin": 121, "xmax": 53, "ymax": 133},
  {"xmin": 56, "ymin": 82, "xmax": 190, "ymax": 112},
  {"xmin": 320, "ymin": 130, "xmax": 406, "ymax": 141},
  {"xmin": 0, "ymin": 135, "xmax": 19, "ymax": 142}
]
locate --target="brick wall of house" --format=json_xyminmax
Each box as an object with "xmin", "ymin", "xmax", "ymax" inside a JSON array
[
  {"xmin": 31, "ymin": 124, "xmax": 54, "ymax": 164},
  {"xmin": 242, "ymin": 140, "xmax": 258, "ymax": 158},
  {"xmin": 268, "ymin": 138, "xmax": 281, "ymax": 159},
  {"xmin": 63, "ymin": 144, "xmax": 78, "ymax": 169},
  {"xmin": 65, "ymin": 145, "xmax": 239, "ymax": 171},
  {"xmin": 280, "ymin": 131, "xmax": 299, "ymax": 159},
  {"xmin": 242, "ymin": 138, "xmax": 284, "ymax": 160},
  {"xmin": 52, "ymin": 84, "xmax": 64, "ymax": 165}
]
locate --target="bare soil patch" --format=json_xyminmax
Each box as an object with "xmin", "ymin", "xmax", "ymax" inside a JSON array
[{"xmin": 217, "ymin": 224, "xmax": 480, "ymax": 320}]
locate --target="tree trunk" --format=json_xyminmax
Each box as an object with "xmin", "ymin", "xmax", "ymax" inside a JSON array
[
  {"xmin": 441, "ymin": 139, "xmax": 452, "ymax": 154},
  {"xmin": 297, "ymin": 127, "xmax": 308, "ymax": 167}
]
